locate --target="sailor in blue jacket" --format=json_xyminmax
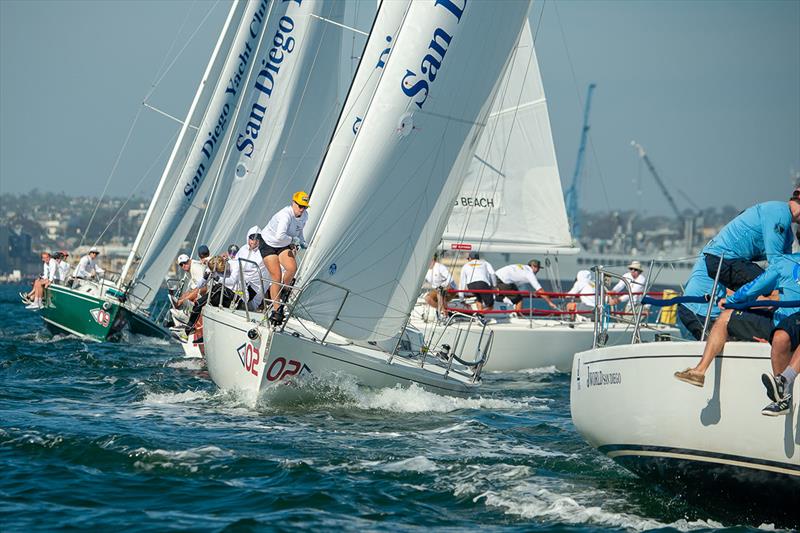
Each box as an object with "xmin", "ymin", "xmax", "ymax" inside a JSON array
[
  {"xmin": 702, "ymin": 196, "xmax": 800, "ymax": 291},
  {"xmin": 674, "ymin": 253, "xmax": 800, "ymax": 389}
]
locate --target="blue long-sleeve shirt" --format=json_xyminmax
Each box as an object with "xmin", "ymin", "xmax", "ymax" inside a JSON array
[
  {"xmin": 726, "ymin": 253, "xmax": 800, "ymax": 325},
  {"xmin": 682, "ymin": 257, "xmax": 727, "ymax": 318},
  {"xmin": 703, "ymin": 201, "xmax": 793, "ymax": 262}
]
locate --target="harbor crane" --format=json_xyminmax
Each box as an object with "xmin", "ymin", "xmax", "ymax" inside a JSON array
[
  {"xmin": 564, "ymin": 83, "xmax": 596, "ymax": 240},
  {"xmin": 630, "ymin": 141, "xmax": 683, "ymax": 221}
]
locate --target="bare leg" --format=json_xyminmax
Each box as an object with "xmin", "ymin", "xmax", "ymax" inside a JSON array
[
  {"xmin": 693, "ymin": 309, "xmax": 733, "ymax": 375},
  {"xmin": 277, "ymin": 248, "xmax": 297, "ymax": 299},
  {"xmin": 789, "ymin": 344, "xmax": 800, "ymax": 373},
  {"xmin": 263, "ymin": 255, "xmax": 282, "ymax": 312},
  {"xmin": 769, "ymin": 330, "xmax": 792, "ymax": 375}
]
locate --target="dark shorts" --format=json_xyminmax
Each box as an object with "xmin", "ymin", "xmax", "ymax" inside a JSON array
[
  {"xmin": 496, "ymin": 281, "xmax": 522, "ymax": 304},
  {"xmin": 677, "ymin": 303, "xmax": 715, "ymax": 341},
  {"xmin": 257, "ymin": 235, "xmax": 292, "ymax": 258},
  {"xmin": 727, "ymin": 308, "xmax": 775, "ymax": 342},
  {"xmin": 467, "ymin": 281, "xmax": 494, "ymax": 308},
  {"xmin": 771, "ymin": 311, "xmax": 800, "ymax": 351},
  {"xmin": 704, "ymin": 253, "xmax": 764, "ymax": 291}
]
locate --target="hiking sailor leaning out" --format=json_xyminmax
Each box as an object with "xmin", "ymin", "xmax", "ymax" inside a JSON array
[
  {"xmin": 74, "ymin": 247, "xmax": 105, "ymax": 280},
  {"xmin": 259, "ymin": 191, "xmax": 309, "ymax": 325},
  {"xmin": 25, "ymin": 251, "xmax": 57, "ymax": 309}
]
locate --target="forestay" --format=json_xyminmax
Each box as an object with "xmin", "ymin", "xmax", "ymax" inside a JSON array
[
  {"xmin": 441, "ymin": 21, "xmax": 575, "ymax": 255},
  {"xmin": 295, "ymin": 0, "xmax": 533, "ymax": 342},
  {"xmin": 122, "ymin": 1, "xmax": 273, "ymax": 309},
  {"xmin": 197, "ymin": 0, "xmax": 345, "ymax": 253},
  {"xmin": 304, "ymin": 0, "xmax": 412, "ymax": 238}
]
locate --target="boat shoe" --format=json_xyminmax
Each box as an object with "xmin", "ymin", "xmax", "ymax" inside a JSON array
[
  {"xmin": 674, "ymin": 368, "xmax": 704, "ymax": 387},
  {"xmin": 761, "ymin": 372, "xmax": 786, "ymax": 402}
]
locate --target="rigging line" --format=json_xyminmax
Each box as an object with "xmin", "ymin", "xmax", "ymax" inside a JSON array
[
  {"xmin": 552, "ymin": 1, "xmax": 612, "ymax": 212},
  {"xmin": 143, "ymin": 102, "xmax": 199, "ymax": 128},
  {"xmin": 144, "ymin": 0, "xmax": 224, "ymax": 103},
  {"xmin": 79, "ymin": 104, "xmax": 146, "ymax": 249},
  {"xmin": 309, "ymin": 13, "xmax": 368, "ymax": 36},
  {"xmin": 92, "ymin": 132, "xmax": 181, "ymax": 246},
  {"xmin": 80, "ymin": 0, "xmax": 219, "ymax": 249},
  {"xmin": 532, "ymin": 0, "xmax": 547, "ymax": 45}
]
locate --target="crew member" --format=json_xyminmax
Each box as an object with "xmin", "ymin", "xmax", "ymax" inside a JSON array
[
  {"xmin": 609, "ymin": 260, "xmax": 647, "ymax": 309},
  {"xmin": 259, "ymin": 191, "xmax": 309, "ymax": 325},
  {"xmin": 495, "ymin": 259, "xmax": 558, "ymax": 313},
  {"xmin": 677, "ymin": 256, "xmax": 727, "ymax": 340},
  {"xmin": 459, "ymin": 252, "xmax": 496, "ymax": 312},
  {"xmin": 74, "ymin": 247, "xmax": 105, "ymax": 280},
  {"xmin": 702, "ymin": 196, "xmax": 800, "ymax": 291},
  {"xmin": 424, "ymin": 254, "xmax": 456, "ymax": 317}
]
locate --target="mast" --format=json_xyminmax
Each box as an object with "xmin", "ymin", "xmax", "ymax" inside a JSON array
[{"xmin": 120, "ymin": 0, "xmax": 244, "ymax": 287}]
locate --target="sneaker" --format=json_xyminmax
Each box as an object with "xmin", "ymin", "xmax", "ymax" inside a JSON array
[
  {"xmin": 761, "ymin": 373, "xmax": 786, "ymax": 403},
  {"xmin": 269, "ymin": 307, "xmax": 285, "ymax": 327},
  {"xmin": 761, "ymin": 394, "xmax": 792, "ymax": 417},
  {"xmin": 170, "ymin": 328, "xmax": 188, "ymax": 343},
  {"xmin": 674, "ymin": 368, "xmax": 705, "ymax": 387},
  {"xmin": 25, "ymin": 302, "xmax": 41, "ymax": 310}
]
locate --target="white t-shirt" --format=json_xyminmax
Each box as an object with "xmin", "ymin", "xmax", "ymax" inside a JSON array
[
  {"xmin": 262, "ymin": 206, "xmax": 307, "ymax": 248},
  {"xmin": 425, "ymin": 262, "xmax": 455, "ymax": 289},
  {"xmin": 496, "ymin": 264, "xmax": 543, "ymax": 291},
  {"xmin": 74, "ymin": 255, "xmax": 104, "ymax": 279},
  {"xmin": 42, "ymin": 258, "xmax": 57, "ymax": 282},
  {"xmin": 55, "ymin": 260, "xmax": 71, "ymax": 282},
  {"xmin": 567, "ymin": 271, "xmax": 596, "ymax": 307},
  {"xmin": 459, "ymin": 259, "xmax": 496, "ymax": 289},
  {"xmin": 188, "ymin": 260, "xmax": 206, "ymax": 289},
  {"xmin": 234, "ymin": 244, "xmax": 271, "ymax": 291},
  {"xmin": 611, "ymin": 271, "xmax": 647, "ymax": 304}
]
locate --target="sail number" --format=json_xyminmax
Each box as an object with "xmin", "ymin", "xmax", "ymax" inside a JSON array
[
  {"xmin": 237, "ymin": 342, "xmax": 261, "ymax": 376},
  {"xmin": 265, "ymin": 357, "xmax": 303, "ymax": 382}
]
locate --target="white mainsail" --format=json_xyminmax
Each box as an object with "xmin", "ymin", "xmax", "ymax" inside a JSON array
[
  {"xmin": 441, "ymin": 20, "xmax": 575, "ymax": 255},
  {"xmin": 304, "ymin": 0, "xmax": 412, "ymax": 238},
  {"xmin": 294, "ymin": 0, "xmax": 533, "ymax": 342},
  {"xmin": 122, "ymin": 0, "xmax": 273, "ymax": 308},
  {"xmin": 197, "ymin": 0, "xmax": 345, "ymax": 252}
]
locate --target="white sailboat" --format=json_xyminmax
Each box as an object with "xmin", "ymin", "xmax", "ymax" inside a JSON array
[
  {"xmin": 410, "ymin": 21, "xmax": 678, "ymax": 372},
  {"xmin": 570, "ymin": 272, "xmax": 799, "ymax": 523},
  {"xmin": 202, "ymin": 0, "xmax": 535, "ymax": 400}
]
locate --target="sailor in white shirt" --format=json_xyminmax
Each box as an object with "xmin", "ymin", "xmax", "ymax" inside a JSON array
[
  {"xmin": 259, "ymin": 191, "xmax": 310, "ymax": 324},
  {"xmin": 609, "ymin": 260, "xmax": 647, "ymax": 309},
  {"xmin": 423, "ymin": 254, "xmax": 456, "ymax": 315},
  {"xmin": 188, "ymin": 244, "xmax": 211, "ymax": 289},
  {"xmin": 459, "ymin": 252, "xmax": 496, "ymax": 311},
  {"xmin": 74, "ymin": 247, "xmax": 105, "ymax": 280},
  {"xmin": 54, "ymin": 251, "xmax": 72, "ymax": 284},
  {"xmin": 495, "ymin": 259, "xmax": 558, "ymax": 312},
  {"xmin": 566, "ymin": 270, "xmax": 597, "ymax": 319},
  {"xmin": 25, "ymin": 251, "xmax": 57, "ymax": 309},
  {"xmin": 175, "ymin": 253, "xmax": 206, "ymax": 307},
  {"xmin": 235, "ymin": 227, "xmax": 273, "ymax": 310}
]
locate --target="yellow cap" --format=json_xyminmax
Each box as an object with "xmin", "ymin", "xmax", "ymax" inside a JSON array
[{"xmin": 292, "ymin": 191, "xmax": 310, "ymax": 207}]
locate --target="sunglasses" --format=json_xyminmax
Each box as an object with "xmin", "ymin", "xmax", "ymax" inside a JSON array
[{"xmin": 294, "ymin": 202, "xmax": 308, "ymax": 210}]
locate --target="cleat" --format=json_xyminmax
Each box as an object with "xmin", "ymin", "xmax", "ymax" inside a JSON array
[
  {"xmin": 761, "ymin": 373, "xmax": 785, "ymax": 403},
  {"xmin": 761, "ymin": 394, "xmax": 792, "ymax": 417}
]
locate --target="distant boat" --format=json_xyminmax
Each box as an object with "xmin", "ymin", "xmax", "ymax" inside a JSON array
[{"xmin": 411, "ymin": 21, "xmax": 678, "ymax": 373}]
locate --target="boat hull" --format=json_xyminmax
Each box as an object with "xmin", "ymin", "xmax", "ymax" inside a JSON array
[
  {"xmin": 203, "ymin": 306, "xmax": 478, "ymax": 402},
  {"xmin": 41, "ymin": 284, "xmax": 125, "ymax": 341},
  {"xmin": 411, "ymin": 314, "xmax": 678, "ymax": 372},
  {"xmin": 570, "ymin": 341, "xmax": 799, "ymax": 522},
  {"xmin": 125, "ymin": 309, "xmax": 172, "ymax": 340}
]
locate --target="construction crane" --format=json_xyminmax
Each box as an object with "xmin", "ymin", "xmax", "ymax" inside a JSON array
[
  {"xmin": 630, "ymin": 141, "xmax": 683, "ymax": 221},
  {"xmin": 564, "ymin": 83, "xmax": 596, "ymax": 240}
]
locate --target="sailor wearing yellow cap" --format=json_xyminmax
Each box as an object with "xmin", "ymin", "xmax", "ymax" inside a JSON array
[{"xmin": 259, "ymin": 191, "xmax": 310, "ymax": 325}]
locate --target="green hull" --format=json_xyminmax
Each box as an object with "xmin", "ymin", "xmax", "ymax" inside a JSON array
[{"xmin": 41, "ymin": 285, "xmax": 125, "ymax": 342}]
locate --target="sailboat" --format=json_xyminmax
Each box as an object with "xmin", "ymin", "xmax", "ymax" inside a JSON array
[
  {"xmin": 410, "ymin": 21, "xmax": 678, "ymax": 372},
  {"xmin": 201, "ymin": 0, "xmax": 535, "ymax": 400},
  {"xmin": 570, "ymin": 269, "xmax": 799, "ymax": 524},
  {"xmin": 31, "ymin": 1, "xmax": 288, "ymax": 342}
]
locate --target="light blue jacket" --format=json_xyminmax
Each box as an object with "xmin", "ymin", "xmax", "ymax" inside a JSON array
[
  {"xmin": 682, "ymin": 257, "xmax": 726, "ymax": 318},
  {"xmin": 726, "ymin": 254, "xmax": 800, "ymax": 325},
  {"xmin": 703, "ymin": 201, "xmax": 793, "ymax": 262}
]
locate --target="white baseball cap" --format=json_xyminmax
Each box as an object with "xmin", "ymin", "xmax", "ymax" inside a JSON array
[
  {"xmin": 89, "ymin": 246, "xmax": 100, "ymax": 254},
  {"xmin": 176, "ymin": 254, "xmax": 191, "ymax": 265}
]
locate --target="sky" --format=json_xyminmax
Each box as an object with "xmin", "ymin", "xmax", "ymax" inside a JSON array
[{"xmin": 0, "ymin": 0, "xmax": 798, "ymax": 216}]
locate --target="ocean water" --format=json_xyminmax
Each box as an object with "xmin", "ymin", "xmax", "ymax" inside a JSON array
[{"xmin": 0, "ymin": 285, "xmax": 785, "ymax": 531}]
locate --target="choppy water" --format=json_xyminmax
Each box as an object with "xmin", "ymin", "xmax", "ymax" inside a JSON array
[{"xmin": 0, "ymin": 285, "xmax": 786, "ymax": 531}]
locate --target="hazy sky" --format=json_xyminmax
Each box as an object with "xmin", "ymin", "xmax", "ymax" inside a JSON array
[{"xmin": 1, "ymin": 0, "xmax": 798, "ymax": 216}]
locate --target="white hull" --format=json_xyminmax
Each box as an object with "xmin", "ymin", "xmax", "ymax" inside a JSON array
[
  {"xmin": 570, "ymin": 341, "xmax": 800, "ymax": 520},
  {"xmin": 202, "ymin": 306, "xmax": 480, "ymax": 403},
  {"xmin": 411, "ymin": 309, "xmax": 678, "ymax": 372}
]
